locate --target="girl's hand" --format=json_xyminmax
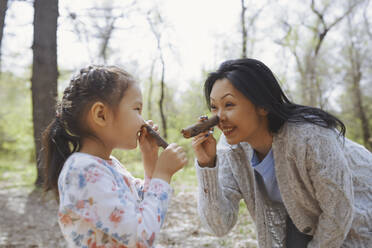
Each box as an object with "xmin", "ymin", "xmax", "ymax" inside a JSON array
[
  {"xmin": 139, "ymin": 120, "xmax": 159, "ymax": 177},
  {"xmin": 191, "ymin": 117, "xmax": 217, "ymax": 167},
  {"xmin": 152, "ymin": 143, "xmax": 188, "ymax": 183}
]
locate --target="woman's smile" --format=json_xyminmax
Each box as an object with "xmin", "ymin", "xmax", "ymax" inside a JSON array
[{"xmin": 219, "ymin": 125, "xmax": 237, "ymax": 137}]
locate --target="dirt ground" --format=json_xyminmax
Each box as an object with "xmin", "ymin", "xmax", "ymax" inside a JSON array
[{"xmin": 0, "ymin": 182, "xmax": 258, "ymax": 248}]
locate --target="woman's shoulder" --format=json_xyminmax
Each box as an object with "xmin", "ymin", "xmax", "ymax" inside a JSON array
[{"xmin": 277, "ymin": 122, "xmax": 338, "ymax": 142}]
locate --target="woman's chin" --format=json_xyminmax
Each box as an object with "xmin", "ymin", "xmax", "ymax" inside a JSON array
[{"xmin": 225, "ymin": 136, "xmax": 240, "ymax": 145}]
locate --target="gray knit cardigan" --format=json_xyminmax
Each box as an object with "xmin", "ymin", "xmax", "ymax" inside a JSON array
[{"xmin": 196, "ymin": 122, "xmax": 372, "ymax": 248}]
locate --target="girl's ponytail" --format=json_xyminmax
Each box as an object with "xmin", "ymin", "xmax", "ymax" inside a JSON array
[
  {"xmin": 42, "ymin": 115, "xmax": 79, "ymax": 200},
  {"xmin": 42, "ymin": 65, "xmax": 135, "ymax": 200}
]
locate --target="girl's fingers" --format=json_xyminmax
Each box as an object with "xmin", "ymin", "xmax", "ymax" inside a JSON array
[
  {"xmin": 145, "ymin": 120, "xmax": 160, "ymax": 134},
  {"xmin": 146, "ymin": 120, "xmax": 154, "ymax": 127},
  {"xmin": 139, "ymin": 127, "xmax": 146, "ymax": 141},
  {"xmin": 175, "ymin": 146, "xmax": 184, "ymax": 153}
]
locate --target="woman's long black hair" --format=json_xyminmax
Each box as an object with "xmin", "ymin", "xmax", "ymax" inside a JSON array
[
  {"xmin": 42, "ymin": 65, "xmax": 136, "ymax": 200},
  {"xmin": 204, "ymin": 58, "xmax": 345, "ymax": 135}
]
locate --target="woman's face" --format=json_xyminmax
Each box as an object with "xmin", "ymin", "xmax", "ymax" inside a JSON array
[{"xmin": 210, "ymin": 78, "xmax": 268, "ymax": 145}]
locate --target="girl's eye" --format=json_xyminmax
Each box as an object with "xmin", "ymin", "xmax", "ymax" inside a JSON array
[
  {"xmin": 225, "ymin": 102, "xmax": 234, "ymax": 107},
  {"xmin": 135, "ymin": 108, "xmax": 141, "ymax": 112}
]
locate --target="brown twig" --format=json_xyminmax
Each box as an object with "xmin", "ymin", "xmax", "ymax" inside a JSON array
[
  {"xmin": 143, "ymin": 125, "xmax": 169, "ymax": 149},
  {"xmin": 181, "ymin": 116, "xmax": 219, "ymax": 138}
]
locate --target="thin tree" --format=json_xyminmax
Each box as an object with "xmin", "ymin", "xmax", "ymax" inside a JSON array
[
  {"xmin": 147, "ymin": 9, "xmax": 168, "ymax": 138},
  {"xmin": 307, "ymin": 0, "xmax": 361, "ymax": 107},
  {"xmin": 240, "ymin": 0, "xmax": 265, "ymax": 58},
  {"xmin": 277, "ymin": 0, "xmax": 362, "ymax": 107},
  {"xmin": 0, "ymin": 0, "xmax": 8, "ymax": 72},
  {"xmin": 31, "ymin": 0, "xmax": 59, "ymax": 186},
  {"xmin": 240, "ymin": 0, "xmax": 247, "ymax": 58},
  {"xmin": 344, "ymin": 14, "xmax": 372, "ymax": 150},
  {"xmin": 66, "ymin": 1, "xmax": 136, "ymax": 64},
  {"xmin": 363, "ymin": 0, "xmax": 372, "ymax": 39},
  {"xmin": 146, "ymin": 59, "xmax": 156, "ymax": 121}
]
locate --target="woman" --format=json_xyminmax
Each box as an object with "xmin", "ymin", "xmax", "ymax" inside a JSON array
[{"xmin": 191, "ymin": 58, "xmax": 372, "ymax": 248}]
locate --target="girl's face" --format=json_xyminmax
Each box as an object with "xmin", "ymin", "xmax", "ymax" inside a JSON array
[
  {"xmin": 210, "ymin": 78, "xmax": 268, "ymax": 145},
  {"xmin": 108, "ymin": 84, "xmax": 145, "ymax": 149}
]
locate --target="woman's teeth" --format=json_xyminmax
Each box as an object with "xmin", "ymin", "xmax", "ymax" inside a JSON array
[{"xmin": 222, "ymin": 127, "xmax": 235, "ymax": 135}]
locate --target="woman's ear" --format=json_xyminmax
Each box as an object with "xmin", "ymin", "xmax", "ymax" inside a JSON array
[
  {"xmin": 90, "ymin": 102, "xmax": 108, "ymax": 127},
  {"xmin": 257, "ymin": 107, "xmax": 268, "ymax": 116}
]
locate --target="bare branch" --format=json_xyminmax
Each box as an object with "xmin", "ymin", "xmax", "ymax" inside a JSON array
[
  {"xmin": 363, "ymin": 0, "xmax": 372, "ymax": 39},
  {"xmin": 327, "ymin": 1, "xmax": 361, "ymax": 30},
  {"xmin": 311, "ymin": 0, "xmax": 326, "ymax": 28}
]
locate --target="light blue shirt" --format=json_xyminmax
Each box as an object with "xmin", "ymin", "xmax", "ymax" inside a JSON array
[{"xmin": 251, "ymin": 149, "xmax": 283, "ymax": 203}]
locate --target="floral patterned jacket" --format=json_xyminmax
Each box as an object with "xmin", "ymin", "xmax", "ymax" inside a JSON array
[{"xmin": 58, "ymin": 152, "xmax": 172, "ymax": 248}]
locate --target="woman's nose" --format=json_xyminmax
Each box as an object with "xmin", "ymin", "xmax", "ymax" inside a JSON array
[{"xmin": 217, "ymin": 109, "xmax": 226, "ymax": 121}]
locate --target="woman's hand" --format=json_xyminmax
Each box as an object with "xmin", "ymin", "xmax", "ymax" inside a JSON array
[
  {"xmin": 191, "ymin": 117, "xmax": 217, "ymax": 167},
  {"xmin": 138, "ymin": 120, "xmax": 159, "ymax": 177}
]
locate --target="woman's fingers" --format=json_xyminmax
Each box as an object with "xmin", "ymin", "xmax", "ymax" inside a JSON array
[
  {"xmin": 192, "ymin": 131, "xmax": 211, "ymax": 148},
  {"xmin": 198, "ymin": 115, "xmax": 208, "ymax": 123}
]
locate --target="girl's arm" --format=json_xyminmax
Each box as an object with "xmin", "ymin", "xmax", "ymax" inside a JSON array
[
  {"xmin": 305, "ymin": 132, "xmax": 354, "ymax": 248},
  {"xmin": 139, "ymin": 122, "xmax": 160, "ymax": 179},
  {"xmin": 58, "ymin": 159, "xmax": 171, "ymax": 247},
  {"xmin": 195, "ymin": 134, "xmax": 243, "ymax": 236}
]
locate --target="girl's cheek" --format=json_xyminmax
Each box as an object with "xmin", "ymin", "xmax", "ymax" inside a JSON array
[{"xmin": 138, "ymin": 115, "xmax": 145, "ymax": 126}]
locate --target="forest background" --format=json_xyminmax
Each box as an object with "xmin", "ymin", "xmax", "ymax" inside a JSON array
[{"xmin": 0, "ymin": 0, "xmax": 371, "ymax": 247}]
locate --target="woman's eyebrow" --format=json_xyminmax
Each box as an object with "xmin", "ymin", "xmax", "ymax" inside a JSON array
[{"xmin": 210, "ymin": 93, "xmax": 234, "ymax": 101}]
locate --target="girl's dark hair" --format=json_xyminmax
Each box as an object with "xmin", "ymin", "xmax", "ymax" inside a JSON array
[
  {"xmin": 42, "ymin": 65, "xmax": 136, "ymax": 199},
  {"xmin": 204, "ymin": 58, "xmax": 345, "ymax": 136}
]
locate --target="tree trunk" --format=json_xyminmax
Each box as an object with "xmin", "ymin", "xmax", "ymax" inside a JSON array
[
  {"xmin": 352, "ymin": 73, "xmax": 372, "ymax": 150},
  {"xmin": 158, "ymin": 55, "xmax": 167, "ymax": 139},
  {"xmin": 147, "ymin": 9, "xmax": 168, "ymax": 139},
  {"xmin": 31, "ymin": 0, "xmax": 59, "ymax": 186},
  {"xmin": 348, "ymin": 38, "xmax": 372, "ymax": 150},
  {"xmin": 147, "ymin": 60, "xmax": 155, "ymax": 120},
  {"xmin": 240, "ymin": 0, "xmax": 247, "ymax": 58},
  {"xmin": 0, "ymin": 0, "xmax": 8, "ymax": 72}
]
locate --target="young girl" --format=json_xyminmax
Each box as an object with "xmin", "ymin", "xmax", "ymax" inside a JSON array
[
  {"xmin": 192, "ymin": 58, "xmax": 372, "ymax": 247},
  {"xmin": 42, "ymin": 65, "xmax": 188, "ymax": 248}
]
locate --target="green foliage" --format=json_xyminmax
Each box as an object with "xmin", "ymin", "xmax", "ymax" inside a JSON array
[
  {"xmin": 337, "ymin": 91, "xmax": 372, "ymax": 147},
  {"xmin": 0, "ymin": 73, "xmax": 34, "ymax": 161},
  {"xmin": 0, "ymin": 158, "xmax": 36, "ymax": 188}
]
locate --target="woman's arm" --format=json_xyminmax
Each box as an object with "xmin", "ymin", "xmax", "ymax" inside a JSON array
[
  {"xmin": 195, "ymin": 134, "xmax": 243, "ymax": 236},
  {"xmin": 305, "ymin": 131, "xmax": 354, "ymax": 248}
]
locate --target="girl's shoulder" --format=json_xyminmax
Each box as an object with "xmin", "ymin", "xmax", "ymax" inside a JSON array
[{"xmin": 62, "ymin": 152, "xmax": 117, "ymax": 175}]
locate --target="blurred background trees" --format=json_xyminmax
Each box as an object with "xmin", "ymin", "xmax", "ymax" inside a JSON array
[{"xmin": 0, "ymin": 0, "xmax": 371, "ymax": 186}]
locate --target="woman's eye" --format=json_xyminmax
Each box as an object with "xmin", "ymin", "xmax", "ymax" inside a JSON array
[
  {"xmin": 225, "ymin": 102, "xmax": 234, "ymax": 107},
  {"xmin": 210, "ymin": 105, "xmax": 217, "ymax": 110}
]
